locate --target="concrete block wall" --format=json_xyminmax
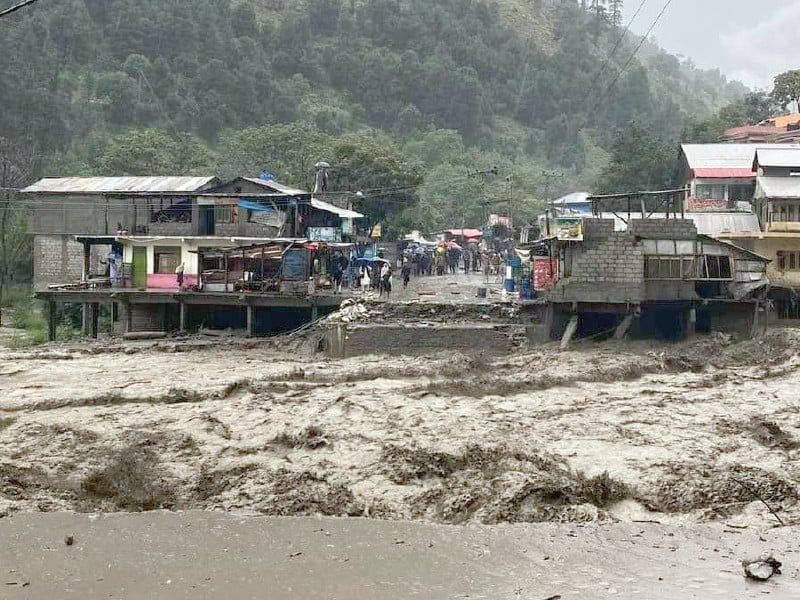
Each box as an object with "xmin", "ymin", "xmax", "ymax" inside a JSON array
[
  {"xmin": 130, "ymin": 304, "xmax": 166, "ymax": 332},
  {"xmin": 548, "ymin": 230, "xmax": 646, "ymax": 303},
  {"xmin": 583, "ymin": 219, "xmax": 615, "ymax": 241},
  {"xmin": 147, "ymin": 222, "xmax": 193, "ymax": 236},
  {"xmin": 628, "ymin": 219, "xmax": 697, "ymax": 240},
  {"xmin": 33, "ymin": 235, "xmax": 107, "ymax": 291},
  {"xmin": 343, "ymin": 325, "xmax": 519, "ymax": 356}
]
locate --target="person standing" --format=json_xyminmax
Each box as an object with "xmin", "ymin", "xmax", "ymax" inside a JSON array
[
  {"xmin": 360, "ymin": 266, "xmax": 371, "ymax": 293},
  {"xmin": 175, "ymin": 262, "xmax": 185, "ymax": 290},
  {"xmin": 463, "ymin": 250, "xmax": 471, "ymax": 274}
]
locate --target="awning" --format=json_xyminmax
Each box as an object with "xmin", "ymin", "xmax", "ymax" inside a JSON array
[
  {"xmin": 692, "ymin": 168, "xmax": 755, "ymax": 179},
  {"xmin": 310, "ymin": 198, "xmax": 364, "ymax": 219},
  {"xmin": 239, "ymin": 199, "xmax": 275, "ymax": 212}
]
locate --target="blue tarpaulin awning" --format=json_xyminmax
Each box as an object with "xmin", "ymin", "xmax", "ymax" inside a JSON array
[{"xmin": 239, "ymin": 199, "xmax": 275, "ymax": 212}]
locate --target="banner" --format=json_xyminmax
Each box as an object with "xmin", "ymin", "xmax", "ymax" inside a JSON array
[
  {"xmin": 554, "ymin": 217, "xmax": 583, "ymax": 241},
  {"xmin": 533, "ymin": 258, "xmax": 558, "ymax": 290}
]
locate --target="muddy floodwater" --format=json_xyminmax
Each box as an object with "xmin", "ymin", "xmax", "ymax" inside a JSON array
[
  {"xmin": 2, "ymin": 325, "xmax": 799, "ymax": 528},
  {"xmin": 2, "ymin": 321, "xmax": 800, "ymax": 597}
]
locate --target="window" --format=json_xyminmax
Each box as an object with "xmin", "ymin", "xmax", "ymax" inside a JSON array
[
  {"xmin": 777, "ymin": 251, "xmax": 800, "ymax": 271},
  {"xmin": 728, "ymin": 183, "xmax": 755, "ymax": 202},
  {"xmin": 696, "ymin": 184, "xmax": 725, "ymax": 200},
  {"xmin": 645, "ymin": 256, "xmax": 698, "ymax": 280},
  {"xmin": 154, "ymin": 247, "xmax": 181, "ymax": 274},
  {"xmin": 702, "ymin": 255, "xmax": 732, "ymax": 280},
  {"xmin": 772, "ymin": 202, "xmax": 800, "ymax": 223},
  {"xmin": 214, "ymin": 205, "xmax": 237, "ymax": 224}
]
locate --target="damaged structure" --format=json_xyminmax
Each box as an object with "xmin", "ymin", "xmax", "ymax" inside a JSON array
[
  {"xmin": 530, "ymin": 217, "xmax": 770, "ymax": 344},
  {"xmin": 22, "ymin": 175, "xmax": 365, "ymax": 339}
]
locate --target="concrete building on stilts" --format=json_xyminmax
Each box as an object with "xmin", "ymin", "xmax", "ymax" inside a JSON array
[{"xmin": 527, "ymin": 216, "xmax": 771, "ymax": 345}]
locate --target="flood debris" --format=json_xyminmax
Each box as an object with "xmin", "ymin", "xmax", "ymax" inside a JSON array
[{"xmin": 742, "ymin": 555, "xmax": 782, "ymax": 581}]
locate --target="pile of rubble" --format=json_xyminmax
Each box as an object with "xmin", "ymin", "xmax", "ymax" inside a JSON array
[{"xmin": 324, "ymin": 298, "xmax": 372, "ymax": 324}]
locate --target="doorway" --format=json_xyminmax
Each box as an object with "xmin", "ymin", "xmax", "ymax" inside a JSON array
[
  {"xmin": 132, "ymin": 247, "xmax": 147, "ymax": 288},
  {"xmin": 199, "ymin": 205, "xmax": 215, "ymax": 235}
]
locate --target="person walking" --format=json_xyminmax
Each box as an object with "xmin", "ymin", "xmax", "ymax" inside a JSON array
[
  {"xmin": 379, "ymin": 261, "xmax": 392, "ymax": 300},
  {"xmin": 401, "ymin": 259, "xmax": 412, "ymax": 290},
  {"xmin": 360, "ymin": 266, "xmax": 371, "ymax": 293}
]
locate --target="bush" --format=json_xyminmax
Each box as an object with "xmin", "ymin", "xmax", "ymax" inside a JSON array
[{"xmin": 4, "ymin": 297, "xmax": 78, "ymax": 348}]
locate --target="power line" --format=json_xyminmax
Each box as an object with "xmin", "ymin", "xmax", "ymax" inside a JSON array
[
  {"xmin": 583, "ymin": 0, "xmax": 649, "ymax": 105},
  {"xmin": 593, "ymin": 0, "xmax": 675, "ymax": 110},
  {"xmin": 0, "ymin": 0, "xmax": 41, "ymax": 19}
]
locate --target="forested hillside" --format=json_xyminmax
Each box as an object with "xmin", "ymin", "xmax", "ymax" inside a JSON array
[{"xmin": 1, "ymin": 0, "xmax": 747, "ymax": 233}]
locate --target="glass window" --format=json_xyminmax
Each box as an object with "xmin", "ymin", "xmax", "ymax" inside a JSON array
[
  {"xmin": 154, "ymin": 247, "xmax": 181, "ymax": 274},
  {"xmin": 778, "ymin": 251, "xmax": 786, "ymax": 270}
]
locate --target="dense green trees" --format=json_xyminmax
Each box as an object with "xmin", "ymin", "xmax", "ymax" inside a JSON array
[
  {"xmin": 0, "ymin": 0, "xmax": 750, "ymax": 243},
  {"xmin": 771, "ymin": 70, "xmax": 800, "ymax": 112}
]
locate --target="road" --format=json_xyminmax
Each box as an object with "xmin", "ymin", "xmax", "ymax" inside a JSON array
[{"xmin": 1, "ymin": 512, "xmax": 797, "ymax": 599}]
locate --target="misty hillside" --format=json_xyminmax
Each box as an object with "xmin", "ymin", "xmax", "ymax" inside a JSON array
[{"xmin": 0, "ymin": 0, "xmax": 747, "ymax": 230}]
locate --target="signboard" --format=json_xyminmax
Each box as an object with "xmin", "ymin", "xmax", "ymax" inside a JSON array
[
  {"xmin": 554, "ymin": 217, "xmax": 583, "ymax": 241},
  {"xmin": 307, "ymin": 227, "xmax": 342, "ymax": 242},
  {"xmin": 533, "ymin": 257, "xmax": 558, "ymax": 290}
]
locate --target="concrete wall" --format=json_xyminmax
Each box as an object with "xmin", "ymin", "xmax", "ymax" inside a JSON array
[
  {"xmin": 628, "ymin": 219, "xmax": 698, "ymax": 240},
  {"xmin": 129, "ymin": 304, "xmax": 166, "ymax": 332},
  {"xmin": 547, "ymin": 231, "xmax": 645, "ymax": 304},
  {"xmin": 33, "ymin": 235, "xmax": 108, "ymax": 292},
  {"xmin": 342, "ymin": 324, "xmax": 520, "ymax": 357},
  {"xmin": 28, "ymin": 195, "xmax": 133, "ymax": 235},
  {"xmin": 726, "ymin": 237, "xmax": 800, "ymax": 289}
]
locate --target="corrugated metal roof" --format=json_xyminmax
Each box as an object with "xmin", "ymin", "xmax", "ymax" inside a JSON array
[
  {"xmin": 754, "ymin": 147, "xmax": 800, "ymax": 168},
  {"xmin": 241, "ymin": 177, "xmax": 307, "ymax": 196},
  {"xmin": 310, "ymin": 198, "xmax": 363, "ymax": 219},
  {"xmin": 681, "ymin": 144, "xmax": 763, "ymax": 170},
  {"xmin": 756, "ymin": 176, "xmax": 800, "ymax": 199},
  {"xmin": 687, "ymin": 212, "xmax": 761, "ymax": 236},
  {"xmin": 21, "ymin": 176, "xmax": 219, "ymax": 194},
  {"xmin": 552, "ymin": 192, "xmax": 590, "ymax": 206}
]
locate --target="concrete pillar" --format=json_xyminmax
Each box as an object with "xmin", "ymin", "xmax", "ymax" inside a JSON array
[
  {"xmin": 614, "ymin": 314, "xmax": 634, "ymax": 341},
  {"xmin": 325, "ymin": 324, "xmax": 347, "ymax": 358},
  {"xmin": 684, "ymin": 308, "xmax": 696, "ymax": 340},
  {"xmin": 81, "ymin": 242, "xmax": 90, "ymax": 283},
  {"xmin": 179, "ymin": 301, "xmax": 187, "ymax": 332},
  {"xmin": 82, "ymin": 303, "xmax": 91, "ymax": 336},
  {"xmin": 122, "ymin": 301, "xmax": 132, "ymax": 334},
  {"xmin": 542, "ymin": 304, "xmax": 555, "ymax": 341},
  {"xmin": 246, "ymin": 304, "xmax": 254, "ymax": 337},
  {"xmin": 91, "ymin": 302, "xmax": 99, "ymax": 339},
  {"xmin": 560, "ymin": 315, "xmax": 579, "ymax": 350},
  {"xmin": 47, "ymin": 300, "xmax": 57, "ymax": 342}
]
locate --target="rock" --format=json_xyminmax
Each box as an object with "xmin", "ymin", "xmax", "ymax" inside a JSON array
[{"xmin": 742, "ymin": 556, "xmax": 782, "ymax": 581}]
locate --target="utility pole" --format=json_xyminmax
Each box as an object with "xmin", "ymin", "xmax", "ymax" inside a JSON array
[
  {"xmin": 467, "ymin": 167, "xmax": 499, "ymax": 227},
  {"xmin": 541, "ymin": 170, "xmax": 565, "ymax": 204}
]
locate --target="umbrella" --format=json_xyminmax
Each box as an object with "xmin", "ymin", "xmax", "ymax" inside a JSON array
[
  {"xmin": 355, "ymin": 256, "xmax": 390, "ymax": 265},
  {"xmin": 446, "ymin": 241, "xmax": 462, "ymax": 250}
]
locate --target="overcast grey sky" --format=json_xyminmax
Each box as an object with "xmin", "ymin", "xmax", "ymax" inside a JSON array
[{"xmin": 623, "ymin": 0, "xmax": 797, "ymax": 90}]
